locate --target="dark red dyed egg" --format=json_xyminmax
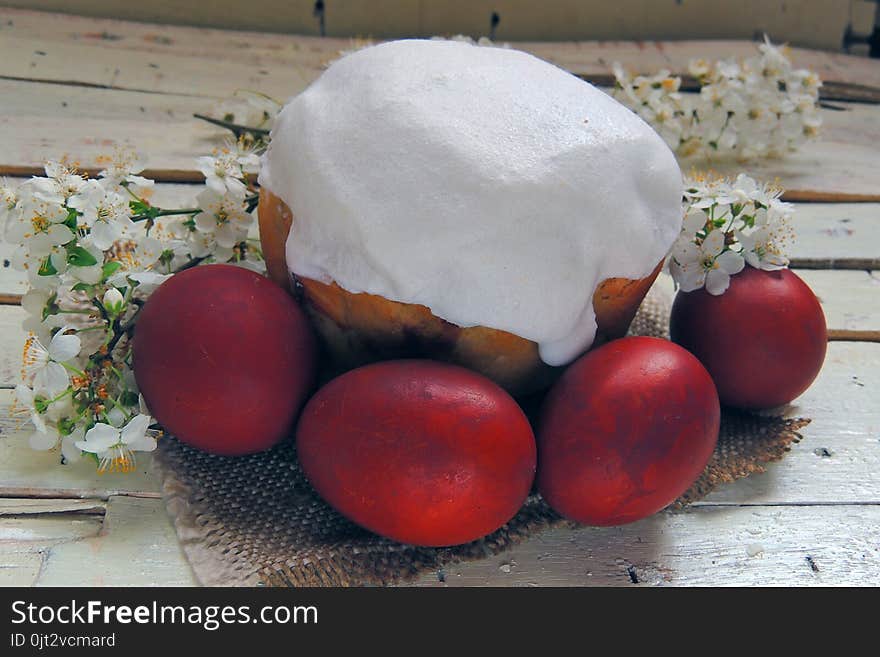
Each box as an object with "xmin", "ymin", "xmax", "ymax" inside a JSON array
[
  {"xmin": 295, "ymin": 360, "xmax": 536, "ymax": 547},
  {"xmin": 670, "ymin": 267, "xmax": 826, "ymax": 409},
  {"xmin": 133, "ymin": 264, "xmax": 316, "ymax": 455},
  {"xmin": 537, "ymin": 336, "xmax": 719, "ymax": 526}
]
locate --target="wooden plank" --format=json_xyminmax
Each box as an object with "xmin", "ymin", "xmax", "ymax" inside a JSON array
[
  {"xmin": 0, "ymin": 551, "xmax": 43, "ymax": 586},
  {"xmin": 0, "ymin": 498, "xmax": 105, "ymax": 515},
  {"xmin": 2, "ymin": 8, "xmax": 878, "ymax": 97},
  {"xmin": 5, "ymin": 497, "xmax": 880, "ymax": 587},
  {"xmin": 406, "ymin": 504, "xmax": 880, "ymax": 586},
  {"xmin": 34, "ymin": 495, "xmax": 196, "ymax": 586},
  {"xmin": 531, "ymin": 43, "xmax": 880, "ymax": 102},
  {"xmin": 0, "ymin": 515, "xmax": 103, "ymax": 543},
  {"xmin": 651, "ymin": 270, "xmax": 880, "ymax": 338},
  {"xmin": 0, "ymin": 78, "xmax": 219, "ymax": 178},
  {"xmin": 0, "ymin": 305, "xmax": 25, "ymax": 386},
  {"xmin": 0, "ymin": 390, "xmax": 161, "ymax": 499},
  {"xmin": 4, "ymin": 79, "xmax": 880, "ymax": 200},
  {"xmin": 797, "ymin": 271, "xmax": 880, "ymax": 335},
  {"xmin": 701, "ymin": 342, "xmax": 880, "ymax": 505},
  {"xmin": 1, "ymin": 11, "xmax": 880, "ymax": 199},
  {"xmin": 790, "ymin": 203, "xmax": 880, "ymax": 269},
  {"xmin": 0, "ymin": 32, "xmax": 314, "ymax": 101}
]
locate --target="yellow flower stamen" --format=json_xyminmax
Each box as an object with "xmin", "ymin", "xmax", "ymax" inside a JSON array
[
  {"xmin": 98, "ymin": 448, "xmax": 136, "ymax": 474},
  {"xmin": 31, "ymin": 215, "xmax": 50, "ymax": 233}
]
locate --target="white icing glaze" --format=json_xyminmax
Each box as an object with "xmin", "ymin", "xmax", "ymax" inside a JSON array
[{"xmin": 259, "ymin": 39, "xmax": 682, "ymax": 366}]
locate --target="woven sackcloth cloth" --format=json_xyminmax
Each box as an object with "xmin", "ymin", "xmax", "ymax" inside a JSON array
[{"xmin": 154, "ymin": 284, "xmax": 810, "ymax": 586}]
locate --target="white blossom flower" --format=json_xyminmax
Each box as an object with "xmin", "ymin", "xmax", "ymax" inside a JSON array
[
  {"xmin": 75, "ymin": 415, "xmax": 157, "ymax": 474},
  {"xmin": 21, "ymin": 327, "xmax": 81, "ymax": 396},
  {"xmin": 27, "ymin": 423, "xmax": 83, "ymax": 462},
  {"xmin": 14, "ymin": 385, "xmax": 79, "ymax": 463},
  {"xmin": 19, "ymin": 288, "xmax": 62, "ymax": 343},
  {"xmin": 193, "ymin": 188, "xmax": 252, "ymax": 248},
  {"xmin": 69, "ymin": 180, "xmax": 133, "ymax": 249},
  {"xmin": 34, "ymin": 161, "xmax": 86, "ymax": 203},
  {"xmin": 196, "ymin": 151, "xmax": 248, "ymax": 198},
  {"xmin": 67, "ymin": 240, "xmax": 105, "ymax": 285},
  {"xmin": 20, "ymin": 288, "xmax": 51, "ymax": 319},
  {"xmin": 14, "ymin": 384, "xmax": 47, "ymax": 434},
  {"xmin": 688, "ymin": 58, "xmax": 711, "ymax": 79},
  {"xmin": 612, "ymin": 37, "xmax": 821, "ymax": 159},
  {"xmin": 670, "ymin": 229, "xmax": 745, "ymax": 295},
  {"xmin": 185, "ymin": 228, "xmax": 234, "ymax": 261},
  {"xmin": 233, "ymin": 139, "xmax": 261, "ymax": 175},
  {"xmin": 60, "ymin": 428, "xmax": 83, "ymax": 463},
  {"xmin": 0, "ymin": 178, "xmax": 20, "ymax": 225},
  {"xmin": 736, "ymin": 226, "xmax": 789, "ymax": 270},
  {"xmin": 28, "ymin": 423, "xmax": 61, "ymax": 451},
  {"xmin": 97, "ymin": 147, "xmax": 154, "ymax": 190},
  {"xmin": 129, "ymin": 270, "xmax": 173, "ymax": 294},
  {"xmin": 4, "ymin": 195, "xmax": 72, "ymax": 258}
]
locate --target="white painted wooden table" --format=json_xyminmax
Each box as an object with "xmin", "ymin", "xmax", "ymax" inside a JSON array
[{"xmin": 1, "ymin": 8, "xmax": 878, "ymax": 586}]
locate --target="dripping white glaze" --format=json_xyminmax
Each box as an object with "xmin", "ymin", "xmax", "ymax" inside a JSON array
[{"xmin": 259, "ymin": 39, "xmax": 683, "ymax": 366}]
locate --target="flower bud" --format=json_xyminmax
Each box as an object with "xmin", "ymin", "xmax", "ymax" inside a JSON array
[{"xmin": 102, "ymin": 287, "xmax": 125, "ymax": 315}]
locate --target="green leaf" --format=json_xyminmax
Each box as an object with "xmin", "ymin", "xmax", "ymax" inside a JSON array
[
  {"xmin": 57, "ymin": 417, "xmax": 76, "ymax": 436},
  {"xmin": 37, "ymin": 256, "xmax": 57, "ymax": 276},
  {"xmin": 119, "ymin": 391, "xmax": 140, "ymax": 408},
  {"xmin": 33, "ymin": 396, "xmax": 49, "ymax": 414},
  {"xmin": 71, "ymin": 282, "xmax": 93, "ymax": 294},
  {"xmin": 63, "ymin": 208, "xmax": 79, "ymax": 231},
  {"xmin": 42, "ymin": 292, "xmax": 58, "ymax": 321},
  {"xmin": 130, "ymin": 199, "xmax": 151, "ymax": 215},
  {"xmin": 159, "ymin": 249, "xmax": 175, "ymax": 266},
  {"xmin": 66, "ymin": 245, "xmax": 98, "ymax": 267},
  {"xmin": 101, "ymin": 260, "xmax": 122, "ymax": 281}
]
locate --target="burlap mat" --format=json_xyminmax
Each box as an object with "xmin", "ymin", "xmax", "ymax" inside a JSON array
[{"xmin": 154, "ymin": 284, "xmax": 810, "ymax": 586}]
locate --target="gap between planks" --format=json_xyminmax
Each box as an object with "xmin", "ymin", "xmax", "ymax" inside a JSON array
[
  {"xmin": 791, "ymin": 259, "xmax": 880, "ymax": 269},
  {"xmin": 0, "ymin": 488, "xmax": 161, "ymax": 501}
]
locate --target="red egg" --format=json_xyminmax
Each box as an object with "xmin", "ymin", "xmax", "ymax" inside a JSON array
[
  {"xmin": 295, "ymin": 360, "xmax": 536, "ymax": 547},
  {"xmin": 133, "ymin": 264, "xmax": 316, "ymax": 455},
  {"xmin": 537, "ymin": 336, "xmax": 719, "ymax": 526},
  {"xmin": 670, "ymin": 267, "xmax": 827, "ymax": 409}
]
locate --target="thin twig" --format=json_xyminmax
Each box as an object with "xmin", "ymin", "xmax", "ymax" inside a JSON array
[{"xmin": 193, "ymin": 113, "xmax": 270, "ymax": 137}]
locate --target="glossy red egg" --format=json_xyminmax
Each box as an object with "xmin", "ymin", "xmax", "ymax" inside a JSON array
[
  {"xmin": 670, "ymin": 267, "xmax": 827, "ymax": 409},
  {"xmin": 296, "ymin": 360, "xmax": 536, "ymax": 547},
  {"xmin": 133, "ymin": 264, "xmax": 316, "ymax": 455},
  {"xmin": 537, "ymin": 336, "xmax": 719, "ymax": 526}
]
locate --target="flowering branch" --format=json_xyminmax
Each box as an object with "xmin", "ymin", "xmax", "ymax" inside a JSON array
[
  {"xmin": 1, "ymin": 136, "xmax": 268, "ymax": 473},
  {"xmin": 668, "ymin": 173, "xmax": 794, "ymax": 295},
  {"xmin": 612, "ymin": 36, "xmax": 822, "ymax": 159}
]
